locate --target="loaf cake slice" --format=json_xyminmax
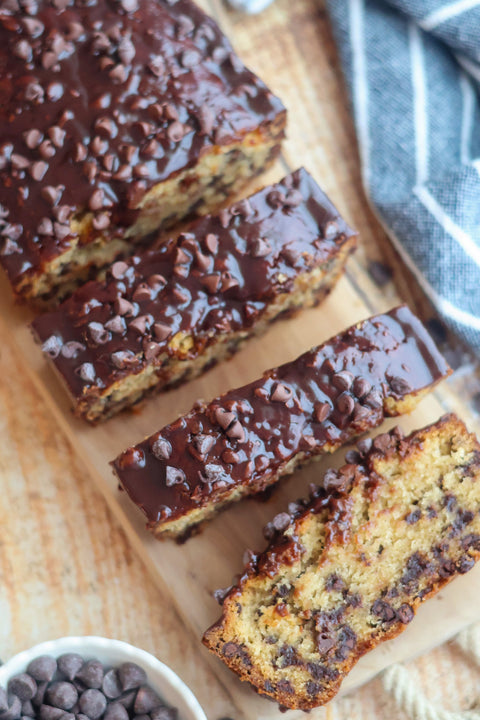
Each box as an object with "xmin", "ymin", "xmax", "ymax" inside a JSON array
[
  {"xmin": 203, "ymin": 415, "xmax": 480, "ymax": 710},
  {"xmin": 0, "ymin": 0, "xmax": 285, "ymax": 303},
  {"xmin": 111, "ymin": 306, "xmax": 451, "ymax": 539},
  {"xmin": 32, "ymin": 168, "xmax": 357, "ymax": 422}
]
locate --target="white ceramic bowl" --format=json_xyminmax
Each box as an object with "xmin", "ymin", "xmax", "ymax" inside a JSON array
[{"xmin": 0, "ymin": 637, "xmax": 207, "ymax": 720}]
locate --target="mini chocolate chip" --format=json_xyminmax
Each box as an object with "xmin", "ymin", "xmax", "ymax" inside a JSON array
[
  {"xmin": 52, "ymin": 205, "xmax": 70, "ymax": 224},
  {"xmin": 27, "ymin": 657, "xmax": 57, "ymax": 683},
  {"xmin": 41, "ymin": 185, "xmax": 64, "ymax": 205},
  {"xmin": 56, "ymin": 656, "xmax": 84, "ymax": 683},
  {"xmin": 88, "ymin": 321, "xmax": 110, "ymax": 344},
  {"xmin": 118, "ymin": 36, "xmax": 135, "ymax": 65},
  {"xmin": 167, "ymin": 121, "xmax": 185, "ymax": 143},
  {"xmin": 42, "ymin": 335, "xmax": 62, "ymax": 359},
  {"xmin": 23, "ymin": 17, "xmax": 44, "ymax": 36},
  {"xmin": 104, "ymin": 315, "xmax": 125, "ymax": 334},
  {"xmin": 104, "ymin": 704, "xmax": 129, "ymax": 720},
  {"xmin": 270, "ymin": 383, "xmax": 293, "ymax": 403},
  {"xmin": 75, "ymin": 661, "xmax": 104, "ymax": 690},
  {"xmin": 165, "ymin": 466, "xmax": 185, "ymax": 487},
  {"xmin": 25, "ymin": 82, "xmax": 44, "ymax": 103},
  {"xmin": 78, "ymin": 690, "xmax": 106, "ymax": 720},
  {"xmin": 22, "ymin": 700, "xmax": 34, "ymax": 717},
  {"xmin": 371, "ymin": 599, "xmax": 396, "ymax": 622},
  {"xmin": 266, "ymin": 189, "xmax": 285, "ymax": 208},
  {"xmin": 88, "ymin": 189, "xmax": 104, "ymax": 211},
  {"xmin": 336, "ymin": 392, "xmax": 355, "ymax": 416},
  {"xmin": 8, "ymin": 675, "xmax": 37, "ymax": 701},
  {"xmin": 133, "ymin": 687, "xmax": 162, "ymax": 715},
  {"xmin": 61, "ymin": 341, "xmax": 86, "ymax": 359},
  {"xmin": 218, "ymin": 208, "xmax": 231, "ymax": 228},
  {"xmin": 388, "ymin": 375, "xmax": 412, "ymax": 395},
  {"xmin": 314, "ymin": 402, "xmax": 330, "ymax": 422},
  {"xmin": 48, "ymin": 126, "xmax": 66, "ymax": 148},
  {"xmin": 222, "ymin": 449, "xmax": 239, "ymax": 464},
  {"xmin": 29, "ymin": 160, "xmax": 49, "ymax": 181},
  {"xmin": 150, "ymin": 709, "xmax": 176, "ymax": 720},
  {"xmin": 101, "ymin": 671, "xmax": 122, "ymax": 700},
  {"xmin": 46, "ymin": 683, "xmax": 78, "ymax": 711},
  {"xmin": 39, "ymin": 706, "xmax": 63, "ymax": 720},
  {"xmin": 193, "ymin": 434, "xmax": 215, "ymax": 455},
  {"xmin": 32, "ymin": 682, "xmax": 47, "ymax": 707},
  {"xmin": 332, "ymin": 370, "xmax": 354, "ymax": 391},
  {"xmin": 37, "ymin": 218, "xmax": 54, "ymax": 235},
  {"xmin": 226, "ymin": 420, "xmax": 245, "ymax": 443},
  {"xmin": 215, "ymin": 408, "xmax": 235, "ymax": 430},
  {"xmin": 250, "ymin": 237, "xmax": 271, "ymax": 257},
  {"xmin": 152, "ymin": 436, "xmax": 172, "ymax": 460},
  {"xmin": 352, "ymin": 377, "xmax": 371, "ymax": 398},
  {"xmin": 397, "ymin": 603, "xmax": 414, "ymax": 623},
  {"xmin": 11, "ymin": 154, "xmax": 30, "ymax": 170},
  {"xmin": 147, "ymin": 55, "xmax": 165, "ymax": 76},
  {"xmin": 364, "ymin": 389, "xmax": 383, "ymax": 409},
  {"xmin": 24, "ymin": 129, "xmax": 43, "ymax": 149},
  {"xmin": 1, "ymin": 695, "xmax": 21, "ymax": 720},
  {"xmin": 272, "ymin": 512, "xmax": 291, "ymax": 532},
  {"xmin": 113, "ymin": 164, "xmax": 132, "ymax": 181},
  {"xmin": 181, "ymin": 48, "xmax": 200, "ymax": 68},
  {"xmin": 14, "ymin": 39, "xmax": 32, "ymax": 61},
  {"xmin": 109, "ymin": 64, "xmax": 128, "ymax": 83},
  {"xmin": 92, "ymin": 212, "xmax": 111, "ymax": 230},
  {"xmin": 53, "ymin": 222, "xmax": 70, "ymax": 240},
  {"xmin": 201, "ymin": 274, "xmax": 221, "ymax": 294},
  {"xmin": 111, "ymin": 351, "xmax": 137, "ymax": 369},
  {"xmin": 151, "ymin": 322, "xmax": 170, "ymax": 342},
  {"xmin": 111, "ymin": 261, "xmax": 129, "ymax": 280},
  {"xmin": 372, "ymin": 433, "xmax": 393, "ymax": 454},
  {"xmin": 77, "ymin": 362, "xmax": 96, "ymax": 383},
  {"xmin": 205, "ymin": 233, "xmax": 218, "ymax": 254},
  {"xmin": 129, "ymin": 314, "xmax": 152, "ymax": 334},
  {"xmin": 284, "ymin": 188, "xmax": 303, "ymax": 208}
]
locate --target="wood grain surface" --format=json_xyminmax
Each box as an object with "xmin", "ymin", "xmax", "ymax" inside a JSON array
[{"xmin": 1, "ymin": 1, "xmax": 479, "ymax": 719}]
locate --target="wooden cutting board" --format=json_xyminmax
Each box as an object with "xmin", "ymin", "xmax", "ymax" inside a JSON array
[{"xmin": 2, "ymin": 1, "xmax": 479, "ymax": 718}]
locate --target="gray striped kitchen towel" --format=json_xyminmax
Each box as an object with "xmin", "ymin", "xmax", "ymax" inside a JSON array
[{"xmin": 230, "ymin": 0, "xmax": 480, "ymax": 354}]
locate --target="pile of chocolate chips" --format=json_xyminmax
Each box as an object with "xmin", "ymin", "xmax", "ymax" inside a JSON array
[{"xmin": 0, "ymin": 655, "xmax": 177, "ymax": 720}]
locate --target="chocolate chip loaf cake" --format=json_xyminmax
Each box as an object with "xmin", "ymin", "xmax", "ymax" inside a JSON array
[
  {"xmin": 32, "ymin": 168, "xmax": 357, "ymax": 422},
  {"xmin": 0, "ymin": 0, "xmax": 285, "ymax": 303},
  {"xmin": 203, "ymin": 415, "xmax": 480, "ymax": 710},
  {"xmin": 111, "ymin": 306, "xmax": 451, "ymax": 539}
]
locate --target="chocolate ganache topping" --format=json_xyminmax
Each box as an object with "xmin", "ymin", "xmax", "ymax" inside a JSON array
[
  {"xmin": 32, "ymin": 168, "xmax": 356, "ymax": 401},
  {"xmin": 111, "ymin": 306, "xmax": 451, "ymax": 528},
  {"xmin": 0, "ymin": 0, "xmax": 284, "ymax": 286}
]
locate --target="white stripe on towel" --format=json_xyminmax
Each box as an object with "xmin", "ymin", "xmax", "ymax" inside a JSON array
[
  {"xmin": 410, "ymin": 23, "xmax": 429, "ymax": 185},
  {"xmin": 415, "ymin": 185, "xmax": 480, "ymax": 268},
  {"xmin": 349, "ymin": 0, "xmax": 371, "ymax": 189},
  {"xmin": 420, "ymin": 0, "xmax": 480, "ymax": 31}
]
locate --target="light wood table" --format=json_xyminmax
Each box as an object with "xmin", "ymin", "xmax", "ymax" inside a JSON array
[{"xmin": 1, "ymin": 1, "xmax": 479, "ymax": 719}]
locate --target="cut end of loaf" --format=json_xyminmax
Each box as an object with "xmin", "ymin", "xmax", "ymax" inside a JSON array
[{"xmin": 203, "ymin": 414, "xmax": 480, "ymax": 710}]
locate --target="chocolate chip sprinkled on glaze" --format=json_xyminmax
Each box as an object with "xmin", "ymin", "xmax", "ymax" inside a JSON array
[
  {"xmin": 110, "ymin": 306, "xmax": 450, "ymax": 535},
  {"xmin": 0, "ymin": 0, "xmax": 286, "ymax": 299},
  {"xmin": 151, "ymin": 436, "xmax": 172, "ymax": 460}
]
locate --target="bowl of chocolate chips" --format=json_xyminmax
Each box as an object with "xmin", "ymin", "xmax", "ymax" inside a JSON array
[{"xmin": 0, "ymin": 637, "xmax": 206, "ymax": 720}]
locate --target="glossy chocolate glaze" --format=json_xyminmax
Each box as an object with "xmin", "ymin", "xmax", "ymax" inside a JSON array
[
  {"xmin": 0, "ymin": 0, "xmax": 285, "ymax": 288},
  {"xmin": 32, "ymin": 168, "xmax": 356, "ymax": 404},
  {"xmin": 111, "ymin": 306, "xmax": 451, "ymax": 529}
]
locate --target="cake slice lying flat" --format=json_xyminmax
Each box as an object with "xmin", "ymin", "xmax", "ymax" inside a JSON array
[
  {"xmin": 203, "ymin": 415, "xmax": 480, "ymax": 710},
  {"xmin": 111, "ymin": 306, "xmax": 450, "ymax": 539},
  {"xmin": 0, "ymin": 0, "xmax": 285, "ymax": 303},
  {"xmin": 32, "ymin": 168, "xmax": 357, "ymax": 422}
]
